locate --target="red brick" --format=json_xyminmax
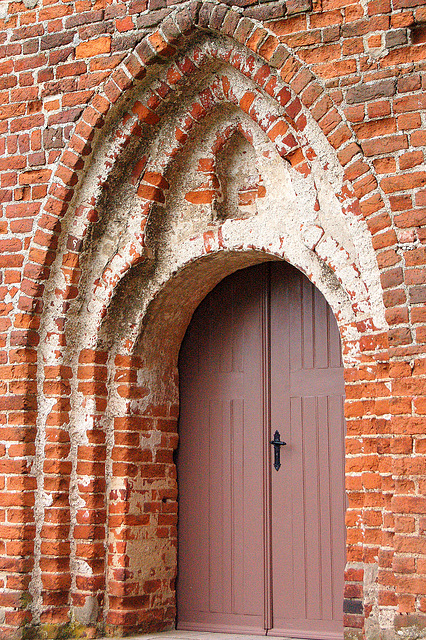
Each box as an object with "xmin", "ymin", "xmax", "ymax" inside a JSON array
[
  {"xmin": 361, "ymin": 134, "xmax": 408, "ymax": 157},
  {"xmin": 411, "ymin": 130, "xmax": 426, "ymax": 146},
  {"xmin": 131, "ymin": 101, "xmax": 160, "ymax": 125},
  {"xmin": 395, "ymin": 209, "xmax": 426, "ymax": 227},
  {"xmin": 399, "ymin": 151, "xmax": 424, "ymax": 171},
  {"xmin": 137, "ymin": 184, "xmax": 165, "ymax": 203},
  {"xmin": 75, "ymin": 36, "xmax": 111, "ymax": 59},
  {"xmin": 398, "ymin": 113, "xmax": 422, "ymax": 130},
  {"xmin": 190, "ymin": 185, "xmax": 220, "ymax": 203},
  {"xmin": 381, "ymin": 172, "xmax": 426, "ymax": 193},
  {"xmin": 354, "ymin": 117, "xmax": 397, "ymax": 139}
]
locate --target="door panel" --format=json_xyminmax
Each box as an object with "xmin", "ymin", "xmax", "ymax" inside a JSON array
[
  {"xmin": 177, "ymin": 267, "xmax": 266, "ymax": 633},
  {"xmin": 177, "ymin": 262, "xmax": 346, "ymax": 638},
  {"xmin": 270, "ymin": 262, "xmax": 345, "ymax": 638}
]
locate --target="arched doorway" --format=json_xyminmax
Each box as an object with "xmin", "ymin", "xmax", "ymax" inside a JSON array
[{"xmin": 176, "ymin": 261, "xmax": 346, "ymax": 638}]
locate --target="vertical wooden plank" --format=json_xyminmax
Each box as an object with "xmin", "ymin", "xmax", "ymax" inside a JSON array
[
  {"xmin": 289, "ymin": 269, "xmax": 302, "ymax": 373},
  {"xmin": 270, "ymin": 262, "xmax": 293, "ymax": 625},
  {"xmin": 329, "ymin": 395, "xmax": 346, "ymax": 621},
  {"xmin": 176, "ymin": 396, "xmax": 210, "ymax": 614},
  {"xmin": 230, "ymin": 398, "xmax": 244, "ymax": 614},
  {"xmin": 240, "ymin": 267, "xmax": 268, "ymax": 621},
  {"xmin": 220, "ymin": 284, "xmax": 234, "ymax": 374},
  {"xmin": 314, "ymin": 287, "xmax": 328, "ymax": 369},
  {"xmin": 302, "ymin": 275, "xmax": 314, "ymax": 370},
  {"xmin": 289, "ymin": 395, "xmax": 307, "ymax": 622},
  {"xmin": 317, "ymin": 396, "xmax": 333, "ymax": 621},
  {"xmin": 302, "ymin": 396, "xmax": 321, "ymax": 622},
  {"xmin": 208, "ymin": 400, "xmax": 224, "ymax": 613},
  {"xmin": 232, "ymin": 288, "xmax": 244, "ymax": 374}
]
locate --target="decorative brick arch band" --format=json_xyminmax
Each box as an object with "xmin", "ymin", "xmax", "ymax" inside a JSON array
[
  {"xmin": 20, "ymin": 0, "xmax": 390, "ymax": 311},
  {"xmin": 31, "ymin": 28, "xmax": 386, "ymax": 344},
  {"xmin": 16, "ymin": 6, "xmax": 394, "ymax": 640}
]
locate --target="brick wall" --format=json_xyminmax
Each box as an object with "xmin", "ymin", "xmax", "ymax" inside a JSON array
[{"xmin": 1, "ymin": 0, "xmax": 426, "ymax": 638}]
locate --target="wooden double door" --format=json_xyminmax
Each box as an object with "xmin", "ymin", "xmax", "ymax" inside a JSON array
[{"xmin": 176, "ymin": 262, "xmax": 346, "ymax": 638}]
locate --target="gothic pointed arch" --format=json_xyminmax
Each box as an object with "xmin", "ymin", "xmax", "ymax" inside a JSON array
[{"xmin": 23, "ymin": 5, "xmax": 390, "ymax": 636}]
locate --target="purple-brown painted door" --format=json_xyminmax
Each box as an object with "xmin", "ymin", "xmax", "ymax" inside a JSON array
[{"xmin": 176, "ymin": 262, "xmax": 346, "ymax": 638}]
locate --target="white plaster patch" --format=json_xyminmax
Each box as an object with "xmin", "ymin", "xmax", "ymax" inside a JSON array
[
  {"xmin": 74, "ymin": 559, "xmax": 93, "ymax": 576},
  {"xmin": 397, "ymin": 627, "xmax": 426, "ymax": 640},
  {"xmin": 302, "ymin": 118, "xmax": 345, "ymax": 193},
  {"xmin": 74, "ymin": 595, "xmax": 99, "ymax": 626},
  {"xmin": 72, "ymin": 396, "xmax": 95, "ymax": 442},
  {"xmin": 139, "ymin": 429, "xmax": 162, "ymax": 450},
  {"xmin": 379, "ymin": 609, "xmax": 398, "ymax": 630},
  {"xmin": 301, "ymin": 222, "xmax": 324, "ymax": 251},
  {"xmin": 41, "ymin": 491, "xmax": 53, "ymax": 507}
]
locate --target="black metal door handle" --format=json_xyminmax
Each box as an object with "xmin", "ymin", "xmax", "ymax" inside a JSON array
[{"xmin": 270, "ymin": 430, "xmax": 286, "ymax": 471}]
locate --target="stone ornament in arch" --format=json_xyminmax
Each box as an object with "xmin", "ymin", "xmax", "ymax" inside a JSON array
[{"xmin": 26, "ymin": 3, "xmax": 390, "ymax": 631}]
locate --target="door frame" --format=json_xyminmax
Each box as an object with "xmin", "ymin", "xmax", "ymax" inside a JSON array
[{"xmin": 176, "ymin": 261, "xmax": 347, "ymax": 637}]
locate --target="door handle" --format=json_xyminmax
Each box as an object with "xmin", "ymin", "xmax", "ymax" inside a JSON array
[{"xmin": 270, "ymin": 430, "xmax": 286, "ymax": 471}]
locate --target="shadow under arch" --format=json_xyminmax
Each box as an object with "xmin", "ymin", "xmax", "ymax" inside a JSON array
[{"xmin": 134, "ymin": 249, "xmax": 284, "ymax": 366}]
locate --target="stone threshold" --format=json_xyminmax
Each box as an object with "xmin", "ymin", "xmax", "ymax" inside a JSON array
[{"xmin": 102, "ymin": 632, "xmax": 287, "ymax": 640}]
